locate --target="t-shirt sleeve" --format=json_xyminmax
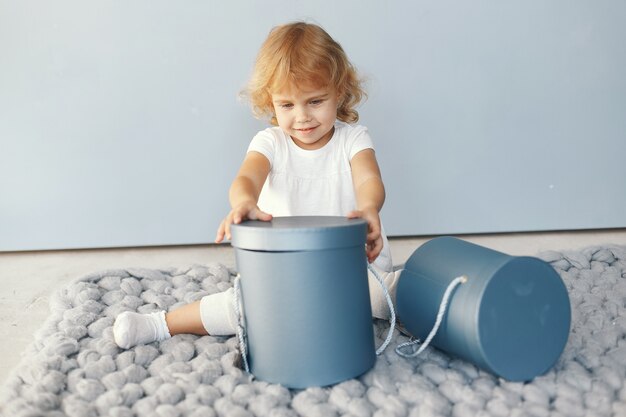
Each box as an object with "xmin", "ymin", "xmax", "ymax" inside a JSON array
[
  {"xmin": 347, "ymin": 125, "xmax": 375, "ymax": 160},
  {"xmin": 247, "ymin": 129, "xmax": 275, "ymax": 167}
]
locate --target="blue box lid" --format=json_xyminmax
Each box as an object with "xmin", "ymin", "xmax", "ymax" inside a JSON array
[{"xmin": 231, "ymin": 216, "xmax": 367, "ymax": 251}]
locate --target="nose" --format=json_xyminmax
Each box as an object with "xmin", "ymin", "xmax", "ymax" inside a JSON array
[{"xmin": 295, "ymin": 106, "xmax": 311, "ymax": 123}]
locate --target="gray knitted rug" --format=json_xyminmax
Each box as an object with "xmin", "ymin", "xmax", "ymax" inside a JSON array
[{"xmin": 2, "ymin": 246, "xmax": 626, "ymax": 417}]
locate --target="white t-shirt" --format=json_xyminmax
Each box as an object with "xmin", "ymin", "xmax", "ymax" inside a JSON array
[{"xmin": 247, "ymin": 120, "xmax": 393, "ymax": 272}]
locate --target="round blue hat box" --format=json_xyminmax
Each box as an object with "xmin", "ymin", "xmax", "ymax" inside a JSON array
[
  {"xmin": 231, "ymin": 216, "xmax": 375, "ymax": 388},
  {"xmin": 396, "ymin": 236, "xmax": 571, "ymax": 381}
]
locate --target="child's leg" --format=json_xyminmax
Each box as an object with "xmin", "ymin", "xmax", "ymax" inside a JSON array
[
  {"xmin": 113, "ymin": 288, "xmax": 238, "ymax": 348},
  {"xmin": 197, "ymin": 288, "xmax": 238, "ymax": 336},
  {"xmin": 368, "ymin": 266, "xmax": 400, "ymax": 320},
  {"xmin": 165, "ymin": 300, "xmax": 207, "ymax": 336}
]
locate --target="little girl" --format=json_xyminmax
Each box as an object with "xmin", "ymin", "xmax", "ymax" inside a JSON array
[{"xmin": 113, "ymin": 21, "xmax": 399, "ymax": 349}]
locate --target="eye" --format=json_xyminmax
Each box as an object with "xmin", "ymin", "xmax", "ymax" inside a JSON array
[
  {"xmin": 310, "ymin": 99, "xmax": 324, "ymax": 105},
  {"xmin": 279, "ymin": 103, "xmax": 293, "ymax": 109}
]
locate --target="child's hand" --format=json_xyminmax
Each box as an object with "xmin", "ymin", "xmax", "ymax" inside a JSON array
[
  {"xmin": 215, "ymin": 202, "xmax": 272, "ymax": 243},
  {"xmin": 347, "ymin": 207, "xmax": 383, "ymax": 263}
]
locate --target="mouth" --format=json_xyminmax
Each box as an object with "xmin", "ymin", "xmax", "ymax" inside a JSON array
[{"xmin": 295, "ymin": 126, "xmax": 317, "ymax": 133}]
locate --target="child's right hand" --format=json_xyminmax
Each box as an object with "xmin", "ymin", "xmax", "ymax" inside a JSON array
[{"xmin": 215, "ymin": 201, "xmax": 272, "ymax": 243}]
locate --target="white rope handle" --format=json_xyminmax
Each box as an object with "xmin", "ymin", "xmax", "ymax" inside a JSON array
[
  {"xmin": 395, "ymin": 275, "xmax": 467, "ymax": 358},
  {"xmin": 368, "ymin": 264, "xmax": 397, "ymax": 355},
  {"xmin": 233, "ymin": 274, "xmax": 250, "ymax": 373}
]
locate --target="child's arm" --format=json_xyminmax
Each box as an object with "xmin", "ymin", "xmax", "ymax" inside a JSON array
[
  {"xmin": 215, "ymin": 151, "xmax": 272, "ymax": 243},
  {"xmin": 348, "ymin": 149, "xmax": 386, "ymax": 263}
]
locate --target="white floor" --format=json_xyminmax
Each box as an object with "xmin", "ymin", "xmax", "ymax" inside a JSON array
[{"xmin": 1, "ymin": 229, "xmax": 626, "ymax": 387}]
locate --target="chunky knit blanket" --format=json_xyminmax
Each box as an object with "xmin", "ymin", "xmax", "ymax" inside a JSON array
[{"xmin": 2, "ymin": 246, "xmax": 626, "ymax": 417}]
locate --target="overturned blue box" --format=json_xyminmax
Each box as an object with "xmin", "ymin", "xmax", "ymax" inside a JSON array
[{"xmin": 397, "ymin": 236, "xmax": 571, "ymax": 381}]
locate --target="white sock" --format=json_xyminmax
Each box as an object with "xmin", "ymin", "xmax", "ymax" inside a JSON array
[{"xmin": 113, "ymin": 310, "xmax": 171, "ymax": 349}]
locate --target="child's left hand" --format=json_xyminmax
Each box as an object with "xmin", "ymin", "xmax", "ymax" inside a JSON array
[{"xmin": 347, "ymin": 207, "xmax": 383, "ymax": 263}]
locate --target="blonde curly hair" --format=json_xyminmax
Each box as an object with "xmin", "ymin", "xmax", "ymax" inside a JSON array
[{"xmin": 245, "ymin": 22, "xmax": 366, "ymax": 126}]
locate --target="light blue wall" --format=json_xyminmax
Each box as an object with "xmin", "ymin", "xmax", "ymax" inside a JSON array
[{"xmin": 1, "ymin": 1, "xmax": 625, "ymax": 251}]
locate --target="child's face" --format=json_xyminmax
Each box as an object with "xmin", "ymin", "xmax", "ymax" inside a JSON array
[{"xmin": 271, "ymin": 85, "xmax": 339, "ymax": 150}]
